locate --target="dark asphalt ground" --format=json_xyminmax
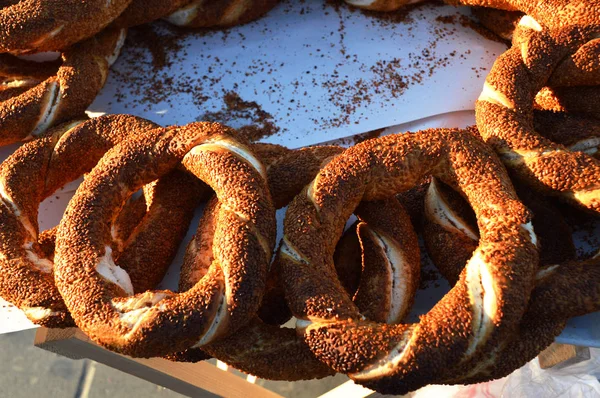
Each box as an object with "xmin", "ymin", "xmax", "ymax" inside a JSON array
[{"xmin": 0, "ymin": 329, "xmax": 347, "ymax": 398}]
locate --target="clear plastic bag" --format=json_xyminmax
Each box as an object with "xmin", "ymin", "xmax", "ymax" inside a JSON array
[{"xmin": 412, "ymin": 348, "xmax": 600, "ymax": 398}]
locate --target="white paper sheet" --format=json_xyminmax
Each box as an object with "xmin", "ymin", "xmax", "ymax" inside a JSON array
[{"xmin": 89, "ymin": 0, "xmax": 507, "ymax": 148}]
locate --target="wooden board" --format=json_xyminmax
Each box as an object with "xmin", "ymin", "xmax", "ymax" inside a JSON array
[{"xmin": 538, "ymin": 343, "xmax": 591, "ymax": 370}]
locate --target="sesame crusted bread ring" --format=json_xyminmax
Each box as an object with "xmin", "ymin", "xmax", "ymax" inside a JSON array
[
  {"xmin": 54, "ymin": 123, "xmax": 276, "ymax": 357},
  {"xmin": 476, "ymin": 18, "xmax": 600, "ymax": 213},
  {"xmin": 0, "ymin": 0, "xmax": 132, "ymax": 53},
  {"xmin": 171, "ymin": 143, "xmax": 420, "ymax": 380},
  {"xmin": 279, "ymin": 128, "xmax": 537, "ymax": 394},
  {"xmin": 0, "ymin": 114, "xmax": 168, "ymax": 328},
  {"xmin": 257, "ymin": 143, "xmax": 420, "ymax": 327},
  {"xmin": 422, "ymin": 180, "xmax": 600, "ymax": 383},
  {"xmin": 0, "ymin": 28, "xmax": 127, "ymax": 146},
  {"xmin": 164, "ymin": 0, "xmax": 280, "ymax": 28}
]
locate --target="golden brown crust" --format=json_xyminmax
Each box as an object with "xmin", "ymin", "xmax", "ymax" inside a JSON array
[
  {"xmin": 0, "ymin": 28, "xmax": 126, "ymax": 146},
  {"xmin": 54, "ymin": 123, "xmax": 276, "ymax": 357},
  {"xmin": 0, "ymin": 1, "xmax": 132, "ymax": 53},
  {"xmin": 280, "ymin": 128, "xmax": 537, "ymax": 394}
]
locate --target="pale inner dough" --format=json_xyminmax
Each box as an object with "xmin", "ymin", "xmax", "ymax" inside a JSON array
[
  {"xmin": 569, "ymin": 137, "xmax": 600, "ymax": 155},
  {"xmin": 23, "ymin": 306, "xmax": 60, "ymax": 321},
  {"xmin": 478, "ymin": 82, "xmax": 514, "ymax": 109},
  {"xmin": 112, "ymin": 291, "xmax": 171, "ymax": 330},
  {"xmin": 367, "ymin": 227, "xmax": 410, "ymax": 324},
  {"xmin": 521, "ymin": 221, "xmax": 538, "ymax": 247},
  {"xmin": 190, "ymin": 137, "xmax": 267, "ymax": 179},
  {"xmin": 106, "ymin": 29, "xmax": 127, "ymax": 67},
  {"xmin": 425, "ymin": 178, "xmax": 479, "ymax": 241},
  {"xmin": 518, "ymin": 15, "xmax": 543, "ymax": 31},
  {"xmin": 465, "ymin": 249, "xmax": 497, "ymax": 357},
  {"xmin": 32, "ymin": 81, "xmax": 61, "ymax": 137},
  {"xmin": 0, "ymin": 178, "xmax": 37, "ymax": 239},
  {"xmin": 165, "ymin": 1, "xmax": 204, "ymax": 26},
  {"xmin": 22, "ymin": 242, "xmax": 53, "ymax": 273},
  {"xmin": 96, "ymin": 246, "xmax": 134, "ymax": 296},
  {"xmin": 191, "ymin": 293, "xmax": 227, "ymax": 348},
  {"xmin": 351, "ymin": 325, "xmax": 419, "ymax": 380},
  {"xmin": 30, "ymin": 26, "xmax": 65, "ymax": 48}
]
